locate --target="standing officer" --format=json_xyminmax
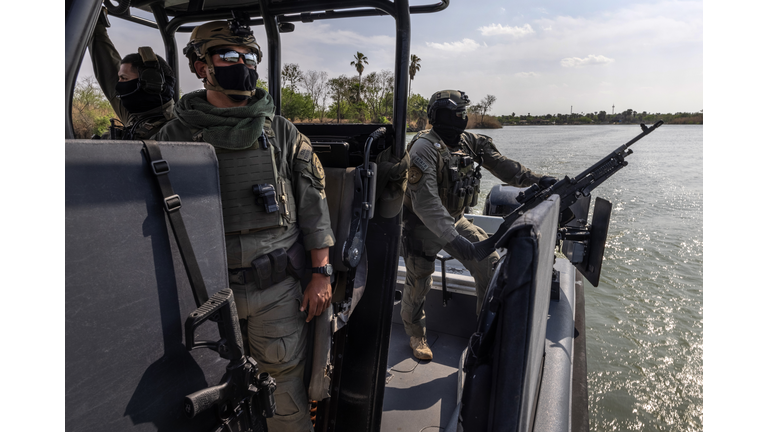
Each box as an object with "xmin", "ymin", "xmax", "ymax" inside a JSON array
[
  {"xmin": 88, "ymin": 8, "xmax": 175, "ymax": 139},
  {"xmin": 402, "ymin": 90, "xmax": 557, "ymax": 360},
  {"xmin": 154, "ymin": 20, "xmax": 335, "ymax": 432}
]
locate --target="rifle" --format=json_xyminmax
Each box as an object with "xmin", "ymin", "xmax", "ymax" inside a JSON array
[
  {"xmin": 184, "ymin": 288, "xmax": 276, "ymax": 432},
  {"xmin": 473, "ymin": 120, "xmax": 663, "ymax": 261}
]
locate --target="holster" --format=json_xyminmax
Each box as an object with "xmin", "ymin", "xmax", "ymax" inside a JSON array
[{"xmin": 230, "ymin": 241, "xmax": 307, "ymax": 290}]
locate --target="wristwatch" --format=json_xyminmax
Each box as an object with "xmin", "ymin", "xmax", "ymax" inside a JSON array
[{"xmin": 311, "ymin": 264, "xmax": 334, "ymax": 277}]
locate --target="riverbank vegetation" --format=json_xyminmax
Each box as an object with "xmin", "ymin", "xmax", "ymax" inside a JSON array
[
  {"xmin": 69, "ymin": 50, "xmax": 700, "ymax": 138},
  {"xmin": 496, "ymin": 109, "xmax": 703, "ymax": 126}
]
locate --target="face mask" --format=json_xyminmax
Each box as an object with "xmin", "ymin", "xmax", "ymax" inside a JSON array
[
  {"xmin": 432, "ymin": 109, "xmax": 468, "ymax": 147},
  {"xmin": 115, "ymin": 79, "xmax": 171, "ymax": 114},
  {"xmin": 213, "ymin": 64, "xmax": 258, "ymax": 101}
]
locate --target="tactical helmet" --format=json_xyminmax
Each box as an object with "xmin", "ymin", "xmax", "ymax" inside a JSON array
[
  {"xmin": 183, "ymin": 20, "xmax": 263, "ymax": 97},
  {"xmin": 427, "ymin": 90, "xmax": 471, "ymax": 123}
]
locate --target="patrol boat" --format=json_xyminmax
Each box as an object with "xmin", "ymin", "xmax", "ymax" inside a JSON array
[{"xmin": 64, "ymin": 1, "xmax": 645, "ymax": 431}]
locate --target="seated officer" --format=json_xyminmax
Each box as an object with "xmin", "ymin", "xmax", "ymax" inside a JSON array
[
  {"xmin": 155, "ymin": 20, "xmax": 335, "ymax": 432},
  {"xmin": 88, "ymin": 8, "xmax": 175, "ymax": 139},
  {"xmin": 401, "ymin": 90, "xmax": 558, "ymax": 360}
]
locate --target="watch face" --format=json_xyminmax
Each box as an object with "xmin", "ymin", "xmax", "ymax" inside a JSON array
[{"xmin": 314, "ymin": 264, "xmax": 333, "ymax": 276}]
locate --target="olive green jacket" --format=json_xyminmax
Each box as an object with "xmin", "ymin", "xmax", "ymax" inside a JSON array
[
  {"xmin": 154, "ymin": 107, "xmax": 335, "ymax": 269},
  {"xmin": 404, "ymin": 128, "xmax": 543, "ymax": 242},
  {"xmin": 88, "ymin": 21, "xmax": 173, "ymax": 139}
]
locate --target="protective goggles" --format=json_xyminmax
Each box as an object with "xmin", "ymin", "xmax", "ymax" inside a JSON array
[
  {"xmin": 455, "ymin": 109, "xmax": 468, "ymax": 120},
  {"xmin": 210, "ymin": 49, "xmax": 259, "ymax": 66}
]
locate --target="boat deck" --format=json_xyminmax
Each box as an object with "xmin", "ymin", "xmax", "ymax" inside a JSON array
[{"xmin": 382, "ymin": 285, "xmax": 478, "ymax": 432}]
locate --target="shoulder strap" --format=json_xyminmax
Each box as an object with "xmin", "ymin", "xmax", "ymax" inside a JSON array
[
  {"xmin": 406, "ymin": 130, "xmax": 433, "ymax": 152},
  {"xmin": 142, "ymin": 140, "xmax": 209, "ymax": 307}
]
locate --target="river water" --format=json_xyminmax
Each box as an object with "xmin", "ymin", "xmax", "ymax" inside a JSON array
[{"xmin": 407, "ymin": 125, "xmax": 703, "ymax": 431}]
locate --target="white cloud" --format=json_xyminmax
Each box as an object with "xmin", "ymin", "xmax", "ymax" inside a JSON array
[
  {"xmin": 425, "ymin": 38, "xmax": 481, "ymax": 52},
  {"xmin": 478, "ymin": 23, "xmax": 534, "ymax": 37},
  {"xmin": 514, "ymin": 72, "xmax": 541, "ymax": 78},
  {"xmin": 560, "ymin": 54, "xmax": 615, "ymax": 68}
]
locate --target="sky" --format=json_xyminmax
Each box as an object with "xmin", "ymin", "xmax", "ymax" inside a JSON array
[{"xmin": 75, "ymin": 0, "xmax": 703, "ymax": 116}]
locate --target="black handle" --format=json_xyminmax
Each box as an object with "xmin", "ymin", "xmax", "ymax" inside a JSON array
[{"xmin": 184, "ymin": 382, "xmax": 227, "ymax": 418}]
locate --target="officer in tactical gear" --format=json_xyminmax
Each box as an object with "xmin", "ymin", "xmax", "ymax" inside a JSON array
[
  {"xmin": 154, "ymin": 20, "xmax": 335, "ymax": 432},
  {"xmin": 402, "ymin": 90, "xmax": 557, "ymax": 360},
  {"xmin": 88, "ymin": 8, "xmax": 175, "ymax": 140}
]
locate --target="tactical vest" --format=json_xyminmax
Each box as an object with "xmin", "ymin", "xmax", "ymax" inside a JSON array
[
  {"xmin": 106, "ymin": 115, "xmax": 167, "ymax": 140},
  {"xmin": 407, "ymin": 131, "xmax": 482, "ymax": 215},
  {"xmin": 216, "ymin": 119, "xmax": 296, "ymax": 235}
]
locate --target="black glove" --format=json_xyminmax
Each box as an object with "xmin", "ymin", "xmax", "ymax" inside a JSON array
[
  {"xmin": 538, "ymin": 176, "xmax": 558, "ymax": 188},
  {"xmin": 446, "ymin": 235, "xmax": 477, "ymax": 262}
]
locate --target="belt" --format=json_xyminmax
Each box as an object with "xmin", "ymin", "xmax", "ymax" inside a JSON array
[
  {"xmin": 228, "ymin": 241, "xmax": 306, "ymax": 289},
  {"xmin": 228, "ymin": 267, "xmax": 261, "ymax": 286}
]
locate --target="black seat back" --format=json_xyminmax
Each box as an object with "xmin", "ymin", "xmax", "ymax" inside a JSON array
[
  {"xmin": 66, "ymin": 140, "xmax": 229, "ymax": 431},
  {"xmin": 460, "ymin": 195, "xmax": 560, "ymax": 432}
]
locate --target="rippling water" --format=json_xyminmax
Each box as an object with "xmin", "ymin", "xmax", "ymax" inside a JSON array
[{"xmin": 407, "ymin": 125, "xmax": 704, "ymax": 431}]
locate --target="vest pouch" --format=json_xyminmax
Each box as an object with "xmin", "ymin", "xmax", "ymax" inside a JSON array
[
  {"xmin": 468, "ymin": 184, "xmax": 479, "ymax": 207},
  {"xmin": 217, "ymin": 146, "xmax": 284, "ymax": 234},
  {"xmin": 446, "ymin": 182, "xmax": 466, "ymax": 213},
  {"xmin": 268, "ymin": 248, "xmax": 288, "ymax": 286}
]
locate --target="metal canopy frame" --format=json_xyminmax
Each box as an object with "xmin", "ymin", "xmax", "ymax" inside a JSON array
[{"xmin": 65, "ymin": 0, "xmax": 449, "ymax": 159}]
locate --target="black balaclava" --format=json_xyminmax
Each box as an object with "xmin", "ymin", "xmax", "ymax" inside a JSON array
[
  {"xmin": 213, "ymin": 64, "xmax": 259, "ymax": 101},
  {"xmin": 115, "ymin": 74, "xmax": 175, "ymax": 114},
  {"xmin": 432, "ymin": 108, "xmax": 468, "ymax": 148}
]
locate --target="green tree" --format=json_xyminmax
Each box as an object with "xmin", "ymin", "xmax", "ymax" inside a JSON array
[
  {"xmin": 361, "ymin": 70, "xmax": 394, "ymax": 122},
  {"xmin": 328, "ymin": 75, "xmax": 353, "ymax": 123},
  {"xmin": 597, "ymin": 110, "xmax": 607, "ymax": 122},
  {"xmin": 350, "ymin": 52, "xmax": 369, "ymax": 100},
  {"xmin": 281, "ymin": 87, "xmax": 313, "ymax": 122},
  {"xmin": 301, "ymin": 70, "xmax": 329, "ymax": 120},
  {"xmin": 71, "ymin": 76, "xmax": 115, "ymax": 138},
  {"xmin": 475, "ymin": 94, "xmax": 497, "ymax": 126},
  {"xmin": 281, "ymin": 63, "xmax": 303, "ymax": 92},
  {"xmin": 408, "ymin": 93, "xmax": 429, "ymax": 129}
]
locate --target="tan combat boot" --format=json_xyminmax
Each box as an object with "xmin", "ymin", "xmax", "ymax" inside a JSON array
[{"xmin": 409, "ymin": 336, "xmax": 433, "ymax": 360}]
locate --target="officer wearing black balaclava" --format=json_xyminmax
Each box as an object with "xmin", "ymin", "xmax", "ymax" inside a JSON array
[
  {"xmin": 88, "ymin": 7, "xmax": 175, "ymax": 139},
  {"xmin": 400, "ymin": 89, "xmax": 558, "ymax": 361}
]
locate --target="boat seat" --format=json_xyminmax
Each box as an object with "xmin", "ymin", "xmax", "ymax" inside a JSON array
[
  {"xmin": 307, "ymin": 164, "xmax": 376, "ymax": 401},
  {"xmin": 65, "ymin": 140, "xmax": 231, "ymax": 431}
]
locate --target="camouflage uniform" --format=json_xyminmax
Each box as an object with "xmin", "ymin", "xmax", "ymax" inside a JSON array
[
  {"xmin": 401, "ymin": 128, "xmax": 544, "ymax": 338},
  {"xmin": 88, "ymin": 20, "xmax": 173, "ymax": 139},
  {"xmin": 155, "ymin": 89, "xmax": 334, "ymax": 432}
]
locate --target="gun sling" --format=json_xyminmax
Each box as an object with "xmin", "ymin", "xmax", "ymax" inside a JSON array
[{"xmin": 142, "ymin": 140, "xmax": 209, "ymax": 307}]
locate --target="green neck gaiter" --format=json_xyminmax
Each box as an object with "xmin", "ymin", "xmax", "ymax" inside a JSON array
[{"xmin": 173, "ymin": 88, "xmax": 276, "ymax": 150}]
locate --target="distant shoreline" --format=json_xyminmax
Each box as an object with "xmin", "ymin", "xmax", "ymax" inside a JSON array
[{"xmin": 494, "ymin": 123, "xmax": 702, "ymax": 127}]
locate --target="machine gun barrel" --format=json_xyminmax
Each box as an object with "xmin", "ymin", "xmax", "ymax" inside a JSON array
[{"xmin": 473, "ymin": 121, "xmax": 663, "ymax": 261}]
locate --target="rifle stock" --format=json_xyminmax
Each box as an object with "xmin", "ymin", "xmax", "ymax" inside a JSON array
[
  {"xmin": 474, "ymin": 121, "xmax": 663, "ymax": 261},
  {"xmin": 183, "ymin": 289, "xmax": 275, "ymax": 431}
]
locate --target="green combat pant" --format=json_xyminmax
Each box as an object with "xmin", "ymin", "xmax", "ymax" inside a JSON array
[
  {"xmin": 401, "ymin": 213, "xmax": 500, "ymax": 338},
  {"xmin": 231, "ymin": 276, "xmax": 313, "ymax": 432}
]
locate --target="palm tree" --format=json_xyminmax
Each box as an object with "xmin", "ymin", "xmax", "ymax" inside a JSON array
[
  {"xmin": 408, "ymin": 54, "xmax": 421, "ymax": 100},
  {"xmin": 407, "ymin": 54, "xmax": 421, "ymax": 127},
  {"xmin": 350, "ymin": 51, "xmax": 368, "ymax": 100}
]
